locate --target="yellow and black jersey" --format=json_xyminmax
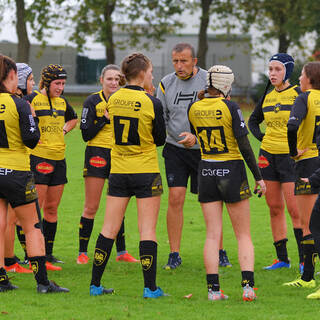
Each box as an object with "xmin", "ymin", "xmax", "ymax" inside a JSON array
[
  {"xmin": 288, "ymin": 89, "xmax": 320, "ymax": 160},
  {"xmin": 80, "ymin": 90, "xmax": 112, "ymax": 149},
  {"xmin": 24, "ymin": 91, "xmax": 77, "ymax": 160},
  {"xmin": 0, "ymin": 93, "xmax": 40, "ymax": 171},
  {"xmin": 107, "ymin": 85, "xmax": 166, "ymax": 174},
  {"xmin": 249, "ymin": 85, "xmax": 301, "ymax": 154},
  {"xmin": 188, "ymin": 97, "xmax": 248, "ymax": 161}
]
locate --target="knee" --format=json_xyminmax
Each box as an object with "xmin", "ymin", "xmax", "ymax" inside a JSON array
[
  {"xmin": 268, "ymin": 203, "xmax": 284, "ymax": 218},
  {"xmin": 43, "ymin": 203, "xmax": 58, "ymax": 217},
  {"xmin": 83, "ymin": 204, "xmax": 99, "ymax": 218},
  {"xmin": 168, "ymin": 194, "xmax": 185, "ymax": 210}
]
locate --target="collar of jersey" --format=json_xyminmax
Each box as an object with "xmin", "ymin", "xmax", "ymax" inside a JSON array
[{"xmin": 124, "ymin": 85, "xmax": 145, "ymax": 91}]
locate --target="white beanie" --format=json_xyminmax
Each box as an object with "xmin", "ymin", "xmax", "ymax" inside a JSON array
[
  {"xmin": 16, "ymin": 63, "xmax": 32, "ymax": 90},
  {"xmin": 207, "ymin": 65, "xmax": 234, "ymax": 97}
]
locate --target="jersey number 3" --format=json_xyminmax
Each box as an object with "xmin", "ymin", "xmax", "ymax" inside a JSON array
[
  {"xmin": 113, "ymin": 116, "xmax": 140, "ymax": 146},
  {"xmin": 197, "ymin": 126, "xmax": 228, "ymax": 154}
]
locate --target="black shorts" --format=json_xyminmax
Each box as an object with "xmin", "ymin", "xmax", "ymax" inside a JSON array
[
  {"xmin": 0, "ymin": 169, "xmax": 37, "ymax": 208},
  {"xmin": 30, "ymin": 155, "xmax": 67, "ymax": 186},
  {"xmin": 295, "ymin": 157, "xmax": 320, "ymax": 195},
  {"xmin": 83, "ymin": 146, "xmax": 111, "ymax": 179},
  {"xmin": 162, "ymin": 143, "xmax": 201, "ymax": 194},
  {"xmin": 108, "ymin": 173, "xmax": 163, "ymax": 198},
  {"xmin": 198, "ymin": 160, "xmax": 252, "ymax": 203},
  {"xmin": 258, "ymin": 149, "xmax": 297, "ymax": 182}
]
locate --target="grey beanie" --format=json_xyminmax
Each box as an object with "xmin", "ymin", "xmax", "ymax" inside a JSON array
[{"xmin": 16, "ymin": 63, "xmax": 32, "ymax": 90}]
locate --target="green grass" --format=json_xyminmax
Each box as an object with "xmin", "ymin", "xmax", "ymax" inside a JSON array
[{"xmin": 1, "ymin": 97, "xmax": 319, "ymax": 320}]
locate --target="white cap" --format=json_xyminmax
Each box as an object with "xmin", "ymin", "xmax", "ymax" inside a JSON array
[{"xmin": 207, "ymin": 65, "xmax": 234, "ymax": 97}]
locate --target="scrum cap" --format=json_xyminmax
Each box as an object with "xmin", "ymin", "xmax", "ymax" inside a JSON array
[
  {"xmin": 41, "ymin": 64, "xmax": 67, "ymax": 89},
  {"xmin": 17, "ymin": 63, "xmax": 32, "ymax": 90},
  {"xmin": 207, "ymin": 65, "xmax": 234, "ymax": 97},
  {"xmin": 269, "ymin": 53, "xmax": 294, "ymax": 82}
]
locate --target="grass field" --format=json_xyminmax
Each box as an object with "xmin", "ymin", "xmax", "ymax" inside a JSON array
[{"xmin": 1, "ymin": 97, "xmax": 319, "ymax": 320}]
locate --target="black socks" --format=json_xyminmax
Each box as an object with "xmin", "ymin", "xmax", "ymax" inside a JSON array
[
  {"xmin": 91, "ymin": 234, "xmax": 114, "ymax": 287},
  {"xmin": 139, "ymin": 240, "xmax": 157, "ymax": 291}
]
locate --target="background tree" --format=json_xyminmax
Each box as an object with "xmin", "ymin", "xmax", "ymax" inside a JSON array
[
  {"xmin": 1, "ymin": 0, "xmax": 68, "ymax": 63},
  {"xmin": 187, "ymin": 0, "xmax": 239, "ymax": 69},
  {"xmin": 70, "ymin": 0, "xmax": 185, "ymax": 64},
  {"xmin": 237, "ymin": 0, "xmax": 314, "ymax": 54}
]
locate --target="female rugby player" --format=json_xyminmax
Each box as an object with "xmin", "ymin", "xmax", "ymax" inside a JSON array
[
  {"xmin": 26, "ymin": 64, "xmax": 78, "ymax": 268},
  {"xmin": 4, "ymin": 63, "xmax": 35, "ymax": 273},
  {"xmin": 180, "ymin": 65, "xmax": 266, "ymax": 301},
  {"xmin": 0, "ymin": 55, "xmax": 68, "ymax": 293},
  {"xmin": 77, "ymin": 64, "xmax": 138, "ymax": 264},
  {"xmin": 89, "ymin": 53, "xmax": 166, "ymax": 298},
  {"xmin": 248, "ymin": 53, "xmax": 302, "ymax": 272},
  {"xmin": 283, "ymin": 61, "xmax": 320, "ymax": 293}
]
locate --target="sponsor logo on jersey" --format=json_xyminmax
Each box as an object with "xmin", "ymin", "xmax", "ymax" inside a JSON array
[
  {"xmin": 194, "ymin": 109, "xmax": 222, "ymax": 119},
  {"xmin": 140, "ymin": 255, "xmax": 153, "ymax": 271},
  {"xmin": 89, "ymin": 156, "xmax": 107, "ymax": 168},
  {"xmin": 41, "ymin": 125, "xmax": 63, "ymax": 134},
  {"xmin": 258, "ymin": 155, "xmax": 269, "ymax": 168},
  {"xmin": 36, "ymin": 162, "xmax": 54, "ymax": 174}
]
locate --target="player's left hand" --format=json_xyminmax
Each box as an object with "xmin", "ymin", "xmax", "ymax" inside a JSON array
[
  {"xmin": 300, "ymin": 177, "xmax": 309, "ymax": 183},
  {"xmin": 254, "ymin": 179, "xmax": 266, "ymax": 198},
  {"xmin": 178, "ymin": 132, "xmax": 196, "ymax": 148}
]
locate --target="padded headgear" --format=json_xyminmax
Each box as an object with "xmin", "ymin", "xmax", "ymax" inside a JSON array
[
  {"xmin": 207, "ymin": 65, "xmax": 234, "ymax": 97},
  {"xmin": 269, "ymin": 53, "xmax": 294, "ymax": 82},
  {"xmin": 41, "ymin": 64, "xmax": 67, "ymax": 89},
  {"xmin": 16, "ymin": 63, "xmax": 32, "ymax": 91}
]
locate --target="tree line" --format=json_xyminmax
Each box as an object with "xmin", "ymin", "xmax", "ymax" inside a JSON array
[{"xmin": 2, "ymin": 0, "xmax": 320, "ymax": 69}]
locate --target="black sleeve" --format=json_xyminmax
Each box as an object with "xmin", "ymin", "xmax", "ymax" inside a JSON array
[
  {"xmin": 248, "ymin": 98, "xmax": 265, "ymax": 142},
  {"xmin": 63, "ymin": 98, "xmax": 78, "ymax": 122},
  {"xmin": 13, "ymin": 96, "xmax": 40, "ymax": 149},
  {"xmin": 236, "ymin": 135, "xmax": 262, "ymax": 181},
  {"xmin": 23, "ymin": 92, "xmax": 37, "ymax": 104},
  {"xmin": 226, "ymin": 100, "xmax": 249, "ymax": 138},
  {"xmin": 80, "ymin": 95, "xmax": 109, "ymax": 142},
  {"xmin": 287, "ymin": 92, "xmax": 309, "ymax": 157},
  {"xmin": 187, "ymin": 102, "xmax": 197, "ymax": 135},
  {"xmin": 149, "ymin": 94, "xmax": 166, "ymax": 146}
]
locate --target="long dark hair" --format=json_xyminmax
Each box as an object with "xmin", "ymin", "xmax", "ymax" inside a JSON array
[{"xmin": 0, "ymin": 55, "xmax": 17, "ymax": 94}]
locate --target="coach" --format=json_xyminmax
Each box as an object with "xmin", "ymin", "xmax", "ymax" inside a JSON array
[{"xmin": 156, "ymin": 43, "xmax": 206, "ymax": 269}]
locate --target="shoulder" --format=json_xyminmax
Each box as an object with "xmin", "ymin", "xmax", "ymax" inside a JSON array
[
  {"xmin": 146, "ymin": 93, "xmax": 163, "ymax": 109},
  {"xmin": 293, "ymin": 85, "xmax": 302, "ymax": 95},
  {"xmin": 197, "ymin": 68, "xmax": 207, "ymax": 80},
  {"xmin": 159, "ymin": 72, "xmax": 177, "ymax": 91},
  {"xmin": 222, "ymin": 99, "xmax": 239, "ymax": 111},
  {"xmin": 23, "ymin": 91, "xmax": 38, "ymax": 103},
  {"xmin": 295, "ymin": 91, "xmax": 310, "ymax": 104},
  {"xmin": 84, "ymin": 92, "xmax": 102, "ymax": 106},
  {"xmin": 11, "ymin": 94, "xmax": 30, "ymax": 112}
]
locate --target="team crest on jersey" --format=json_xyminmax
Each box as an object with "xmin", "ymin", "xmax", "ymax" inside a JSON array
[
  {"xmin": 274, "ymin": 104, "xmax": 281, "ymax": 113},
  {"xmin": 140, "ymin": 255, "xmax": 153, "ymax": 271},
  {"xmin": 258, "ymin": 155, "xmax": 269, "ymax": 168},
  {"xmin": 89, "ymin": 156, "xmax": 107, "ymax": 168},
  {"xmin": 52, "ymin": 108, "xmax": 58, "ymax": 118},
  {"xmin": 36, "ymin": 162, "xmax": 54, "ymax": 174},
  {"xmin": 93, "ymin": 249, "xmax": 107, "ymax": 266}
]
